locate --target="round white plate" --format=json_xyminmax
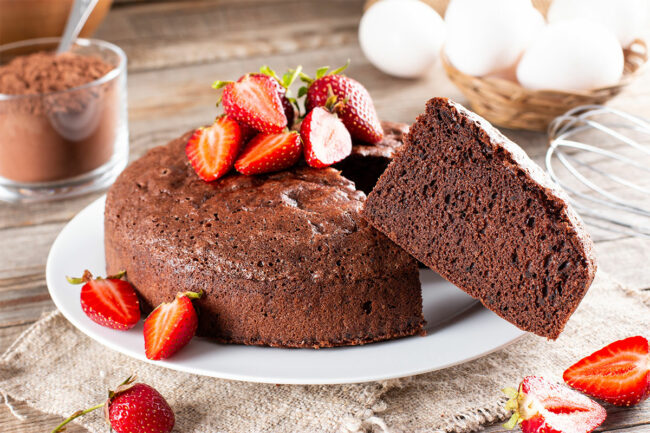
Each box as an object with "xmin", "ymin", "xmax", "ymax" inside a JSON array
[{"xmin": 47, "ymin": 196, "xmax": 525, "ymax": 384}]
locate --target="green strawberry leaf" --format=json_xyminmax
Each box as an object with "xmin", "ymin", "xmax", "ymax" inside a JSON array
[
  {"xmin": 299, "ymin": 72, "xmax": 313, "ymax": 84},
  {"xmin": 298, "ymin": 86, "xmax": 308, "ymax": 98},
  {"xmin": 282, "ymin": 65, "xmax": 302, "ymax": 91},
  {"xmin": 502, "ymin": 413, "xmax": 520, "ymax": 430},
  {"xmin": 328, "ymin": 60, "xmax": 350, "ymax": 76},
  {"xmin": 212, "ymin": 80, "xmax": 232, "ymax": 90},
  {"xmin": 259, "ymin": 65, "xmax": 281, "ymax": 82},
  {"xmin": 315, "ymin": 66, "xmax": 330, "ymax": 79}
]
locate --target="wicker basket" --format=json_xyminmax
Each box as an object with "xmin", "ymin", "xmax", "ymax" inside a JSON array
[
  {"xmin": 442, "ymin": 39, "xmax": 648, "ymax": 132},
  {"xmin": 364, "ymin": 0, "xmax": 648, "ymax": 131}
]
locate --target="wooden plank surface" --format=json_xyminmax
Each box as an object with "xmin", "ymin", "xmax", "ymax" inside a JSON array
[{"xmin": 1, "ymin": 0, "xmax": 649, "ymax": 431}]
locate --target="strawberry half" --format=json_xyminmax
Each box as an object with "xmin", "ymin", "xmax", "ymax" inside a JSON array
[
  {"xmin": 301, "ymin": 106, "xmax": 352, "ymax": 168},
  {"xmin": 254, "ymin": 65, "xmax": 302, "ymax": 128},
  {"xmin": 143, "ymin": 291, "xmax": 202, "ymax": 360},
  {"xmin": 563, "ymin": 336, "xmax": 650, "ymax": 407},
  {"xmin": 216, "ymin": 74, "xmax": 287, "ymax": 133},
  {"xmin": 300, "ymin": 63, "xmax": 383, "ymax": 144},
  {"xmin": 503, "ymin": 376, "xmax": 606, "ymax": 433},
  {"xmin": 234, "ymin": 131, "xmax": 302, "ymax": 175},
  {"xmin": 67, "ymin": 270, "xmax": 140, "ymax": 330},
  {"xmin": 185, "ymin": 116, "xmax": 243, "ymax": 182}
]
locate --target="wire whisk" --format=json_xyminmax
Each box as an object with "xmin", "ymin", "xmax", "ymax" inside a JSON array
[{"xmin": 545, "ymin": 105, "xmax": 650, "ymax": 238}]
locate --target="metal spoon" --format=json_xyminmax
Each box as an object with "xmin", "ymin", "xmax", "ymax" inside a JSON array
[{"xmin": 56, "ymin": 0, "xmax": 100, "ymax": 54}]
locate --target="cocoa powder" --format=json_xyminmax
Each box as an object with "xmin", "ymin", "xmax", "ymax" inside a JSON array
[
  {"xmin": 0, "ymin": 51, "xmax": 121, "ymax": 183},
  {"xmin": 0, "ymin": 51, "xmax": 113, "ymax": 95}
]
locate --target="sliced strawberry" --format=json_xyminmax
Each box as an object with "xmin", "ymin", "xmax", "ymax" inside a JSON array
[
  {"xmin": 143, "ymin": 291, "xmax": 202, "ymax": 360},
  {"xmin": 219, "ymin": 74, "xmax": 287, "ymax": 133},
  {"xmin": 185, "ymin": 116, "xmax": 243, "ymax": 182},
  {"xmin": 67, "ymin": 270, "xmax": 140, "ymax": 331},
  {"xmin": 503, "ymin": 376, "xmax": 606, "ymax": 433},
  {"xmin": 234, "ymin": 131, "xmax": 302, "ymax": 175},
  {"xmin": 252, "ymin": 71, "xmax": 296, "ymax": 128},
  {"xmin": 563, "ymin": 336, "xmax": 650, "ymax": 407},
  {"xmin": 301, "ymin": 106, "xmax": 352, "ymax": 168},
  {"xmin": 300, "ymin": 64, "xmax": 383, "ymax": 144}
]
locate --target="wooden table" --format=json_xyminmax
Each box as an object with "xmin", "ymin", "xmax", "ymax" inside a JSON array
[{"xmin": 1, "ymin": 1, "xmax": 649, "ymax": 431}]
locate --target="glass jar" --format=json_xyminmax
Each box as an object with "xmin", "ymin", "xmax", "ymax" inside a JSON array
[{"xmin": 0, "ymin": 37, "xmax": 128, "ymax": 202}]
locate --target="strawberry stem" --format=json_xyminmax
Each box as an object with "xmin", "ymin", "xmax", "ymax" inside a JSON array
[
  {"xmin": 180, "ymin": 289, "xmax": 204, "ymax": 300},
  {"xmin": 211, "ymin": 80, "xmax": 233, "ymax": 90},
  {"xmin": 66, "ymin": 270, "xmax": 94, "ymax": 285},
  {"xmin": 50, "ymin": 402, "xmax": 105, "ymax": 433},
  {"xmin": 298, "ymin": 72, "xmax": 313, "ymax": 85},
  {"xmin": 66, "ymin": 270, "xmax": 125, "ymax": 285},
  {"xmin": 106, "ymin": 270, "xmax": 126, "ymax": 280}
]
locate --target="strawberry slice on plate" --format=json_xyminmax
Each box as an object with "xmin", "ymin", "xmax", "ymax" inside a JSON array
[
  {"xmin": 144, "ymin": 290, "xmax": 202, "ymax": 360},
  {"xmin": 503, "ymin": 376, "xmax": 606, "ymax": 433},
  {"xmin": 563, "ymin": 336, "xmax": 650, "ymax": 406},
  {"xmin": 301, "ymin": 106, "xmax": 352, "ymax": 168},
  {"xmin": 67, "ymin": 270, "xmax": 140, "ymax": 330},
  {"xmin": 234, "ymin": 131, "xmax": 302, "ymax": 175},
  {"xmin": 216, "ymin": 74, "xmax": 287, "ymax": 133},
  {"xmin": 185, "ymin": 115, "xmax": 243, "ymax": 182}
]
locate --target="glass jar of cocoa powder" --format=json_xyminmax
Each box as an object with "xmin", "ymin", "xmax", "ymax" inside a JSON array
[{"xmin": 0, "ymin": 37, "xmax": 128, "ymax": 202}]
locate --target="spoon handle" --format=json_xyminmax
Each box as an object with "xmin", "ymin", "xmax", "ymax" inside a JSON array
[{"xmin": 57, "ymin": 0, "xmax": 100, "ymax": 54}]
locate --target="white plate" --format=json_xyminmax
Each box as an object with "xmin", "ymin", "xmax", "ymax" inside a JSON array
[{"xmin": 46, "ymin": 196, "xmax": 525, "ymax": 384}]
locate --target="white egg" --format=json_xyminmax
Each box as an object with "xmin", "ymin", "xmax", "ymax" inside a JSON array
[
  {"xmin": 359, "ymin": 0, "xmax": 446, "ymax": 78},
  {"xmin": 516, "ymin": 19, "xmax": 624, "ymax": 91},
  {"xmin": 548, "ymin": 0, "xmax": 648, "ymax": 47},
  {"xmin": 444, "ymin": 0, "xmax": 544, "ymax": 77}
]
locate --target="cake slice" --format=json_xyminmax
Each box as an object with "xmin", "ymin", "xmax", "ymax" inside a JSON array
[{"xmin": 363, "ymin": 97, "xmax": 596, "ymax": 339}]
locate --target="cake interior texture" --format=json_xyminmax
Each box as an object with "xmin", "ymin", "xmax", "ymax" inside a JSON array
[
  {"xmin": 104, "ymin": 132, "xmax": 424, "ymax": 348},
  {"xmin": 364, "ymin": 97, "xmax": 596, "ymax": 339}
]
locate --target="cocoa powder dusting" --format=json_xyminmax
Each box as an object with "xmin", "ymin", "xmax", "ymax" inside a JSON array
[{"xmin": 0, "ymin": 51, "xmax": 113, "ymax": 95}]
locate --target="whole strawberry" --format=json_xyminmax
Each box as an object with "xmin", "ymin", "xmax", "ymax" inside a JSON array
[
  {"xmin": 299, "ymin": 62, "xmax": 383, "ymax": 144},
  {"xmin": 108, "ymin": 382, "xmax": 175, "ymax": 433},
  {"xmin": 50, "ymin": 376, "xmax": 174, "ymax": 433}
]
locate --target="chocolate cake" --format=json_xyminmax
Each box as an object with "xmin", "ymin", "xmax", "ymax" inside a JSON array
[
  {"xmin": 105, "ymin": 132, "xmax": 424, "ymax": 348},
  {"xmin": 334, "ymin": 121, "xmax": 408, "ymax": 195},
  {"xmin": 364, "ymin": 98, "xmax": 596, "ymax": 339}
]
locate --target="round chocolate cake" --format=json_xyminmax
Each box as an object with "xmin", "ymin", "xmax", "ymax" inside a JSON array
[{"xmin": 105, "ymin": 131, "xmax": 424, "ymax": 348}]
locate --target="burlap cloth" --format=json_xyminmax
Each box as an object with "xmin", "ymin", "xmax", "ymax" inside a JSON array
[{"xmin": 0, "ymin": 270, "xmax": 647, "ymax": 433}]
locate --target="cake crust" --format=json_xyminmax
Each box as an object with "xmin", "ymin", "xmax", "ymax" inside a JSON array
[
  {"xmin": 105, "ymin": 131, "xmax": 424, "ymax": 348},
  {"xmin": 364, "ymin": 97, "xmax": 596, "ymax": 339}
]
